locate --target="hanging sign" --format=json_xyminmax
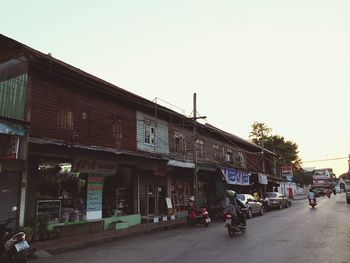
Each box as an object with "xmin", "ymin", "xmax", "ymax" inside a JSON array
[
  {"xmin": 258, "ymin": 173, "xmax": 268, "ymax": 185},
  {"xmin": 282, "ymin": 166, "xmax": 293, "ymax": 182},
  {"xmin": 220, "ymin": 167, "xmax": 250, "ymax": 186}
]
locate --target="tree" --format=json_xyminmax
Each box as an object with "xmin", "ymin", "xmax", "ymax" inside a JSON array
[
  {"xmin": 249, "ymin": 122, "xmax": 311, "ymax": 185},
  {"xmin": 249, "ymin": 122, "xmax": 272, "ymax": 146},
  {"xmin": 339, "ymin": 172, "xmax": 350, "ymax": 180}
]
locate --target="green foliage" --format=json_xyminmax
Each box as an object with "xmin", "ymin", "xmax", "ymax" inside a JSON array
[
  {"xmin": 339, "ymin": 173, "xmax": 350, "ymax": 180},
  {"xmin": 249, "ymin": 122, "xmax": 309, "ymax": 184},
  {"xmin": 249, "ymin": 122, "xmax": 272, "ymax": 146},
  {"xmin": 293, "ymin": 169, "xmax": 313, "ymax": 186}
]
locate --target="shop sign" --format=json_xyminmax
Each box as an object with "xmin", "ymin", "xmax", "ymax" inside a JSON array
[
  {"xmin": 220, "ymin": 167, "xmax": 250, "ymax": 186},
  {"xmin": 73, "ymin": 158, "xmax": 117, "ymax": 174},
  {"xmin": 0, "ymin": 135, "xmax": 19, "ymax": 160},
  {"xmin": 282, "ymin": 166, "xmax": 293, "ymax": 182},
  {"xmin": 86, "ymin": 176, "xmax": 103, "ymax": 220},
  {"xmin": 258, "ymin": 173, "xmax": 268, "ymax": 185}
]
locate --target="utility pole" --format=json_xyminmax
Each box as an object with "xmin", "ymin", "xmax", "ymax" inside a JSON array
[
  {"xmin": 261, "ymin": 131, "xmax": 266, "ymax": 174},
  {"xmin": 191, "ymin": 93, "xmax": 206, "ymax": 199},
  {"xmin": 193, "ymin": 93, "xmax": 198, "ymax": 199}
]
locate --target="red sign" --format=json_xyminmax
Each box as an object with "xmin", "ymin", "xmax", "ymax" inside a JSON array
[{"xmin": 282, "ymin": 166, "xmax": 292, "ymax": 174}]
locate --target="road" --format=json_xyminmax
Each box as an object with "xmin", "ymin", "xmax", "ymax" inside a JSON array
[{"xmin": 34, "ymin": 193, "xmax": 350, "ymax": 263}]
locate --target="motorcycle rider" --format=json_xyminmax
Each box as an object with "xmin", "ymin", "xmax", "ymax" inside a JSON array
[
  {"xmin": 308, "ymin": 190, "xmax": 316, "ymax": 203},
  {"xmin": 188, "ymin": 196, "xmax": 198, "ymax": 219},
  {"xmin": 223, "ymin": 190, "xmax": 247, "ymax": 230}
]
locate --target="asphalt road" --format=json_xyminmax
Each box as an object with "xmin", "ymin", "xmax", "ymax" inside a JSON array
[{"xmin": 34, "ymin": 193, "xmax": 350, "ymax": 263}]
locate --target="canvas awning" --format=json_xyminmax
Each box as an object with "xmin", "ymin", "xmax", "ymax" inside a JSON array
[{"xmin": 0, "ymin": 120, "xmax": 25, "ymax": 136}]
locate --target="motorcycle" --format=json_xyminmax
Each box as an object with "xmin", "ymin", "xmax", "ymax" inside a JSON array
[
  {"xmin": 224, "ymin": 209, "xmax": 247, "ymax": 237},
  {"xmin": 0, "ymin": 206, "xmax": 30, "ymax": 263},
  {"xmin": 187, "ymin": 204, "xmax": 211, "ymax": 227},
  {"xmin": 309, "ymin": 198, "xmax": 317, "ymax": 208}
]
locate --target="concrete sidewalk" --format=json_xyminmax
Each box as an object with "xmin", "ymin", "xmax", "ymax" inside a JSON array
[{"xmin": 30, "ymin": 217, "xmax": 188, "ymax": 259}]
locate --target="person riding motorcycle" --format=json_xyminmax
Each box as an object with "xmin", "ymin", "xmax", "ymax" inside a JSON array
[
  {"xmin": 223, "ymin": 190, "xmax": 247, "ymax": 229},
  {"xmin": 188, "ymin": 196, "xmax": 198, "ymax": 218},
  {"xmin": 308, "ymin": 190, "xmax": 316, "ymax": 203}
]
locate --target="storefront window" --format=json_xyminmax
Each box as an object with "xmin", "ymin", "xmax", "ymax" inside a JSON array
[{"xmin": 37, "ymin": 163, "xmax": 87, "ymax": 223}]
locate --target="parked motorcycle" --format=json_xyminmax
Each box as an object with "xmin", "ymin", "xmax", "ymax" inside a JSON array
[
  {"xmin": 187, "ymin": 205, "xmax": 211, "ymax": 227},
  {"xmin": 224, "ymin": 210, "xmax": 247, "ymax": 237},
  {"xmin": 0, "ymin": 206, "xmax": 30, "ymax": 263},
  {"xmin": 309, "ymin": 198, "xmax": 317, "ymax": 208}
]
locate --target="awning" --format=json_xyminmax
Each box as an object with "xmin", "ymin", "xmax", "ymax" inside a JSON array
[
  {"xmin": 168, "ymin": 160, "xmax": 195, "ymax": 169},
  {"xmin": 0, "ymin": 120, "xmax": 25, "ymax": 136},
  {"xmin": 197, "ymin": 163, "xmax": 217, "ymax": 172}
]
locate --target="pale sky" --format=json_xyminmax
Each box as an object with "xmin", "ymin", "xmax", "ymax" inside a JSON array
[{"xmin": 1, "ymin": 1, "xmax": 349, "ymax": 176}]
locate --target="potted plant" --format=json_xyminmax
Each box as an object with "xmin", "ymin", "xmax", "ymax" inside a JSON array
[{"xmin": 23, "ymin": 226, "xmax": 33, "ymax": 242}]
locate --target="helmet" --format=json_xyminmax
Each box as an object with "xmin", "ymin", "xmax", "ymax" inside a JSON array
[
  {"xmin": 227, "ymin": 190, "xmax": 236, "ymax": 198},
  {"xmin": 189, "ymin": 196, "xmax": 195, "ymax": 202}
]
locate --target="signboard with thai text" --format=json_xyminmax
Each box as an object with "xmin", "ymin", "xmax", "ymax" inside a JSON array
[
  {"xmin": 258, "ymin": 173, "xmax": 268, "ymax": 185},
  {"xmin": 86, "ymin": 176, "xmax": 103, "ymax": 220},
  {"xmin": 73, "ymin": 158, "xmax": 117, "ymax": 174},
  {"xmin": 220, "ymin": 167, "xmax": 250, "ymax": 186}
]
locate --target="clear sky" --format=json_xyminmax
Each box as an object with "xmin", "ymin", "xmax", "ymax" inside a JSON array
[{"xmin": 1, "ymin": 1, "xmax": 349, "ymax": 176}]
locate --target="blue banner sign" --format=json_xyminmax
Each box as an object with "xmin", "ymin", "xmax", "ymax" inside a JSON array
[{"xmin": 220, "ymin": 167, "xmax": 250, "ymax": 186}]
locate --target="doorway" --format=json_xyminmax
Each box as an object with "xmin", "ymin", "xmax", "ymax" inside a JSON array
[{"xmin": 140, "ymin": 184, "xmax": 166, "ymax": 216}]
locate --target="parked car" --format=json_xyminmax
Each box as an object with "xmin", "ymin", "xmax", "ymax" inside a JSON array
[
  {"xmin": 346, "ymin": 188, "xmax": 350, "ymax": 204},
  {"xmin": 236, "ymin": 194, "xmax": 264, "ymax": 218},
  {"xmin": 265, "ymin": 192, "xmax": 290, "ymax": 209}
]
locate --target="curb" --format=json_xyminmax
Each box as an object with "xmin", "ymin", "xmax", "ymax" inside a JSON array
[{"xmin": 33, "ymin": 220, "xmax": 188, "ymax": 257}]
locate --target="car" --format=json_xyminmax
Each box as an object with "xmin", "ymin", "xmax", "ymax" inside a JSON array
[
  {"xmin": 265, "ymin": 192, "xmax": 290, "ymax": 209},
  {"xmin": 346, "ymin": 188, "xmax": 350, "ymax": 204},
  {"xmin": 236, "ymin": 193, "xmax": 264, "ymax": 218}
]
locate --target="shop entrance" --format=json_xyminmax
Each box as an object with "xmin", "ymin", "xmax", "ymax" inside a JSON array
[{"xmin": 140, "ymin": 184, "xmax": 166, "ymax": 216}]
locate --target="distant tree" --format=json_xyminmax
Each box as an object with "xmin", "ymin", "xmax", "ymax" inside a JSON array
[
  {"xmin": 293, "ymin": 169, "xmax": 313, "ymax": 186},
  {"xmin": 249, "ymin": 122, "xmax": 311, "ymax": 185},
  {"xmin": 264, "ymin": 135, "xmax": 302, "ymax": 170},
  {"xmin": 249, "ymin": 122, "xmax": 272, "ymax": 146},
  {"xmin": 339, "ymin": 172, "xmax": 350, "ymax": 180}
]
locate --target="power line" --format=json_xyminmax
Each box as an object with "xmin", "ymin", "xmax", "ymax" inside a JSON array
[{"xmin": 303, "ymin": 157, "xmax": 348, "ymax": 163}]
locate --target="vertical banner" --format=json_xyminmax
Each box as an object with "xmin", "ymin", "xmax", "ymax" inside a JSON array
[{"xmin": 86, "ymin": 175, "xmax": 103, "ymax": 220}]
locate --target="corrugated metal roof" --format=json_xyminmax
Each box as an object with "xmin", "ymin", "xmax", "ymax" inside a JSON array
[{"xmin": 0, "ymin": 73, "xmax": 27, "ymax": 120}]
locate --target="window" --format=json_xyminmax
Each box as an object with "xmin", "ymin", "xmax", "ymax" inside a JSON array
[
  {"xmin": 174, "ymin": 132, "xmax": 186, "ymax": 152},
  {"xmin": 144, "ymin": 119, "xmax": 157, "ymax": 146},
  {"xmin": 213, "ymin": 144, "xmax": 220, "ymax": 160},
  {"xmin": 196, "ymin": 139, "xmax": 204, "ymax": 158},
  {"xmin": 236, "ymin": 152, "xmax": 245, "ymax": 167},
  {"xmin": 57, "ymin": 109, "xmax": 74, "ymax": 130},
  {"xmin": 112, "ymin": 119, "xmax": 123, "ymax": 140},
  {"xmin": 224, "ymin": 148, "xmax": 233, "ymax": 163}
]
